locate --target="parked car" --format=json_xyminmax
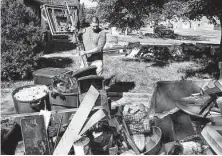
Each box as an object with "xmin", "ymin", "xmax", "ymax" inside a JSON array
[{"xmin": 154, "ymin": 24, "xmax": 174, "ymax": 37}]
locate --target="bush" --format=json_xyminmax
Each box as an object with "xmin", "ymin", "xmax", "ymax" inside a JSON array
[{"xmin": 1, "ymin": 0, "xmax": 44, "ymax": 81}]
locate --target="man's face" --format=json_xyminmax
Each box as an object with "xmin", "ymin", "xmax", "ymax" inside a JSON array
[{"xmin": 91, "ymin": 22, "xmax": 99, "ymax": 32}]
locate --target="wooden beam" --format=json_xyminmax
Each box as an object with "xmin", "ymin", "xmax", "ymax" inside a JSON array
[
  {"xmin": 1, "ymin": 108, "xmax": 78, "ymax": 118},
  {"xmin": 53, "ymin": 86, "xmax": 99, "ymax": 155}
]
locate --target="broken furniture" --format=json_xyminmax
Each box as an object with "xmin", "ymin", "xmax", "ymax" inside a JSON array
[
  {"xmin": 176, "ymin": 80, "xmax": 222, "ymax": 119},
  {"xmin": 150, "ymin": 79, "xmax": 211, "ymax": 114}
]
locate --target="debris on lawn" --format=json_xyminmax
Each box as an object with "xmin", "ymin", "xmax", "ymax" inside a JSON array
[
  {"xmin": 1, "ymin": 63, "xmax": 222, "ymax": 155},
  {"xmin": 124, "ymin": 42, "xmax": 219, "ymax": 63}
]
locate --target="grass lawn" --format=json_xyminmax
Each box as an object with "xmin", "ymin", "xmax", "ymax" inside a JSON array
[
  {"xmin": 103, "ymin": 55, "xmax": 202, "ymax": 93},
  {"xmin": 1, "ymin": 28, "xmax": 220, "ymax": 114},
  {"xmin": 1, "ymin": 51, "xmax": 217, "ymax": 115}
]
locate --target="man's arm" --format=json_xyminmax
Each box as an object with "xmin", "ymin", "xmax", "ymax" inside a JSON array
[{"xmin": 82, "ymin": 31, "xmax": 106, "ymax": 55}]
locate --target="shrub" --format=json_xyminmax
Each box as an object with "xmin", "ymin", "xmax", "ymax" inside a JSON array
[{"xmin": 1, "ymin": 0, "xmax": 44, "ymax": 81}]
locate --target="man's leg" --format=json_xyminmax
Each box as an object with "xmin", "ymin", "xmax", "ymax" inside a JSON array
[{"xmin": 90, "ymin": 60, "xmax": 103, "ymax": 76}]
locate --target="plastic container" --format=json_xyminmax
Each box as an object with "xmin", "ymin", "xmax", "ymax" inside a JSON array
[
  {"xmin": 33, "ymin": 68, "xmax": 71, "ymax": 86},
  {"xmin": 12, "ymin": 85, "xmax": 50, "ymax": 114}
]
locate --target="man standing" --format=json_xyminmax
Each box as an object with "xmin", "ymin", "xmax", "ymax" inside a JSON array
[{"xmin": 80, "ymin": 17, "xmax": 106, "ymax": 75}]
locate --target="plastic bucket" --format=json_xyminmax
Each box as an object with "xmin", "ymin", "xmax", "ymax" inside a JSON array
[{"xmin": 12, "ymin": 85, "xmax": 50, "ymax": 114}]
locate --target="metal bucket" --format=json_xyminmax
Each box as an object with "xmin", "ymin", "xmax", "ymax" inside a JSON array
[
  {"xmin": 12, "ymin": 85, "xmax": 50, "ymax": 114},
  {"xmin": 144, "ymin": 126, "xmax": 162, "ymax": 155}
]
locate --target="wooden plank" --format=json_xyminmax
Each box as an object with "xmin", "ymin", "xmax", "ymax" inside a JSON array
[
  {"xmin": 1, "ymin": 108, "xmax": 78, "ymax": 118},
  {"xmin": 107, "ymin": 92, "xmax": 152, "ymax": 98},
  {"xmin": 53, "ymin": 85, "xmax": 99, "ymax": 155},
  {"xmin": 20, "ymin": 115, "xmax": 50, "ymax": 155}
]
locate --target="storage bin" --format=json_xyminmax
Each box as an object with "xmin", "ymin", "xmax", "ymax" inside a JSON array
[{"xmin": 33, "ymin": 68, "xmax": 71, "ymax": 86}]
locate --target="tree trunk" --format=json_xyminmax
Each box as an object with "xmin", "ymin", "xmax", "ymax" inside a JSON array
[
  {"xmin": 125, "ymin": 27, "xmax": 128, "ymax": 35},
  {"xmin": 219, "ymin": 16, "xmax": 222, "ymax": 61}
]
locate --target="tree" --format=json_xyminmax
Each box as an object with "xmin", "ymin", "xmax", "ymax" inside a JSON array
[
  {"xmin": 184, "ymin": 0, "xmax": 222, "ymax": 60},
  {"xmin": 162, "ymin": 0, "xmax": 189, "ymax": 21},
  {"xmin": 1, "ymin": 0, "xmax": 44, "ymax": 80},
  {"xmin": 93, "ymin": 0, "xmax": 165, "ymax": 30},
  {"xmin": 85, "ymin": 7, "xmax": 97, "ymax": 23},
  {"xmin": 93, "ymin": 0, "xmax": 222, "ymax": 59}
]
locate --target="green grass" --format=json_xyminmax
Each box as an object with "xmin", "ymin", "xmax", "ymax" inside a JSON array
[
  {"xmin": 103, "ymin": 55, "xmax": 205, "ymax": 93},
  {"xmin": 1, "ymin": 53, "xmax": 214, "ymax": 114}
]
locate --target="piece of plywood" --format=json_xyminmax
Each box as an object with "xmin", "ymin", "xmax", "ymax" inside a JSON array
[
  {"xmin": 53, "ymin": 85, "xmax": 99, "ymax": 155},
  {"xmin": 20, "ymin": 115, "xmax": 50, "ymax": 155},
  {"xmin": 79, "ymin": 109, "xmax": 106, "ymax": 135}
]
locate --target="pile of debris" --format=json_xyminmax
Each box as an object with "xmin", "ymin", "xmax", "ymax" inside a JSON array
[
  {"xmin": 124, "ymin": 42, "xmax": 219, "ymax": 63},
  {"xmin": 2, "ymin": 64, "xmax": 222, "ymax": 155}
]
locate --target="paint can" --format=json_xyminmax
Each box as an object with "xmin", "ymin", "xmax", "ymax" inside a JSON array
[{"xmin": 73, "ymin": 137, "xmax": 92, "ymax": 155}]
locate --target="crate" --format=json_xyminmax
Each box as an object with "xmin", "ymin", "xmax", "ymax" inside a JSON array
[{"xmin": 33, "ymin": 68, "xmax": 71, "ymax": 86}]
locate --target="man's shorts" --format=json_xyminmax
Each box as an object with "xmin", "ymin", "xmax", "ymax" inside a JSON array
[{"xmin": 80, "ymin": 60, "xmax": 103, "ymax": 76}]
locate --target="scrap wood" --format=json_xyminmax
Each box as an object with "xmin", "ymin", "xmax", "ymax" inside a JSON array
[
  {"xmin": 20, "ymin": 115, "xmax": 50, "ymax": 155},
  {"xmin": 122, "ymin": 118, "xmax": 130, "ymax": 136},
  {"xmin": 53, "ymin": 116, "xmax": 63, "ymax": 150},
  {"xmin": 53, "ymin": 86, "xmax": 99, "ymax": 155},
  {"xmin": 79, "ymin": 109, "xmax": 106, "ymax": 135}
]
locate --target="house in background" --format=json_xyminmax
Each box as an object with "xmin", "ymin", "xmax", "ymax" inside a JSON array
[{"xmin": 171, "ymin": 16, "xmax": 221, "ymax": 31}]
